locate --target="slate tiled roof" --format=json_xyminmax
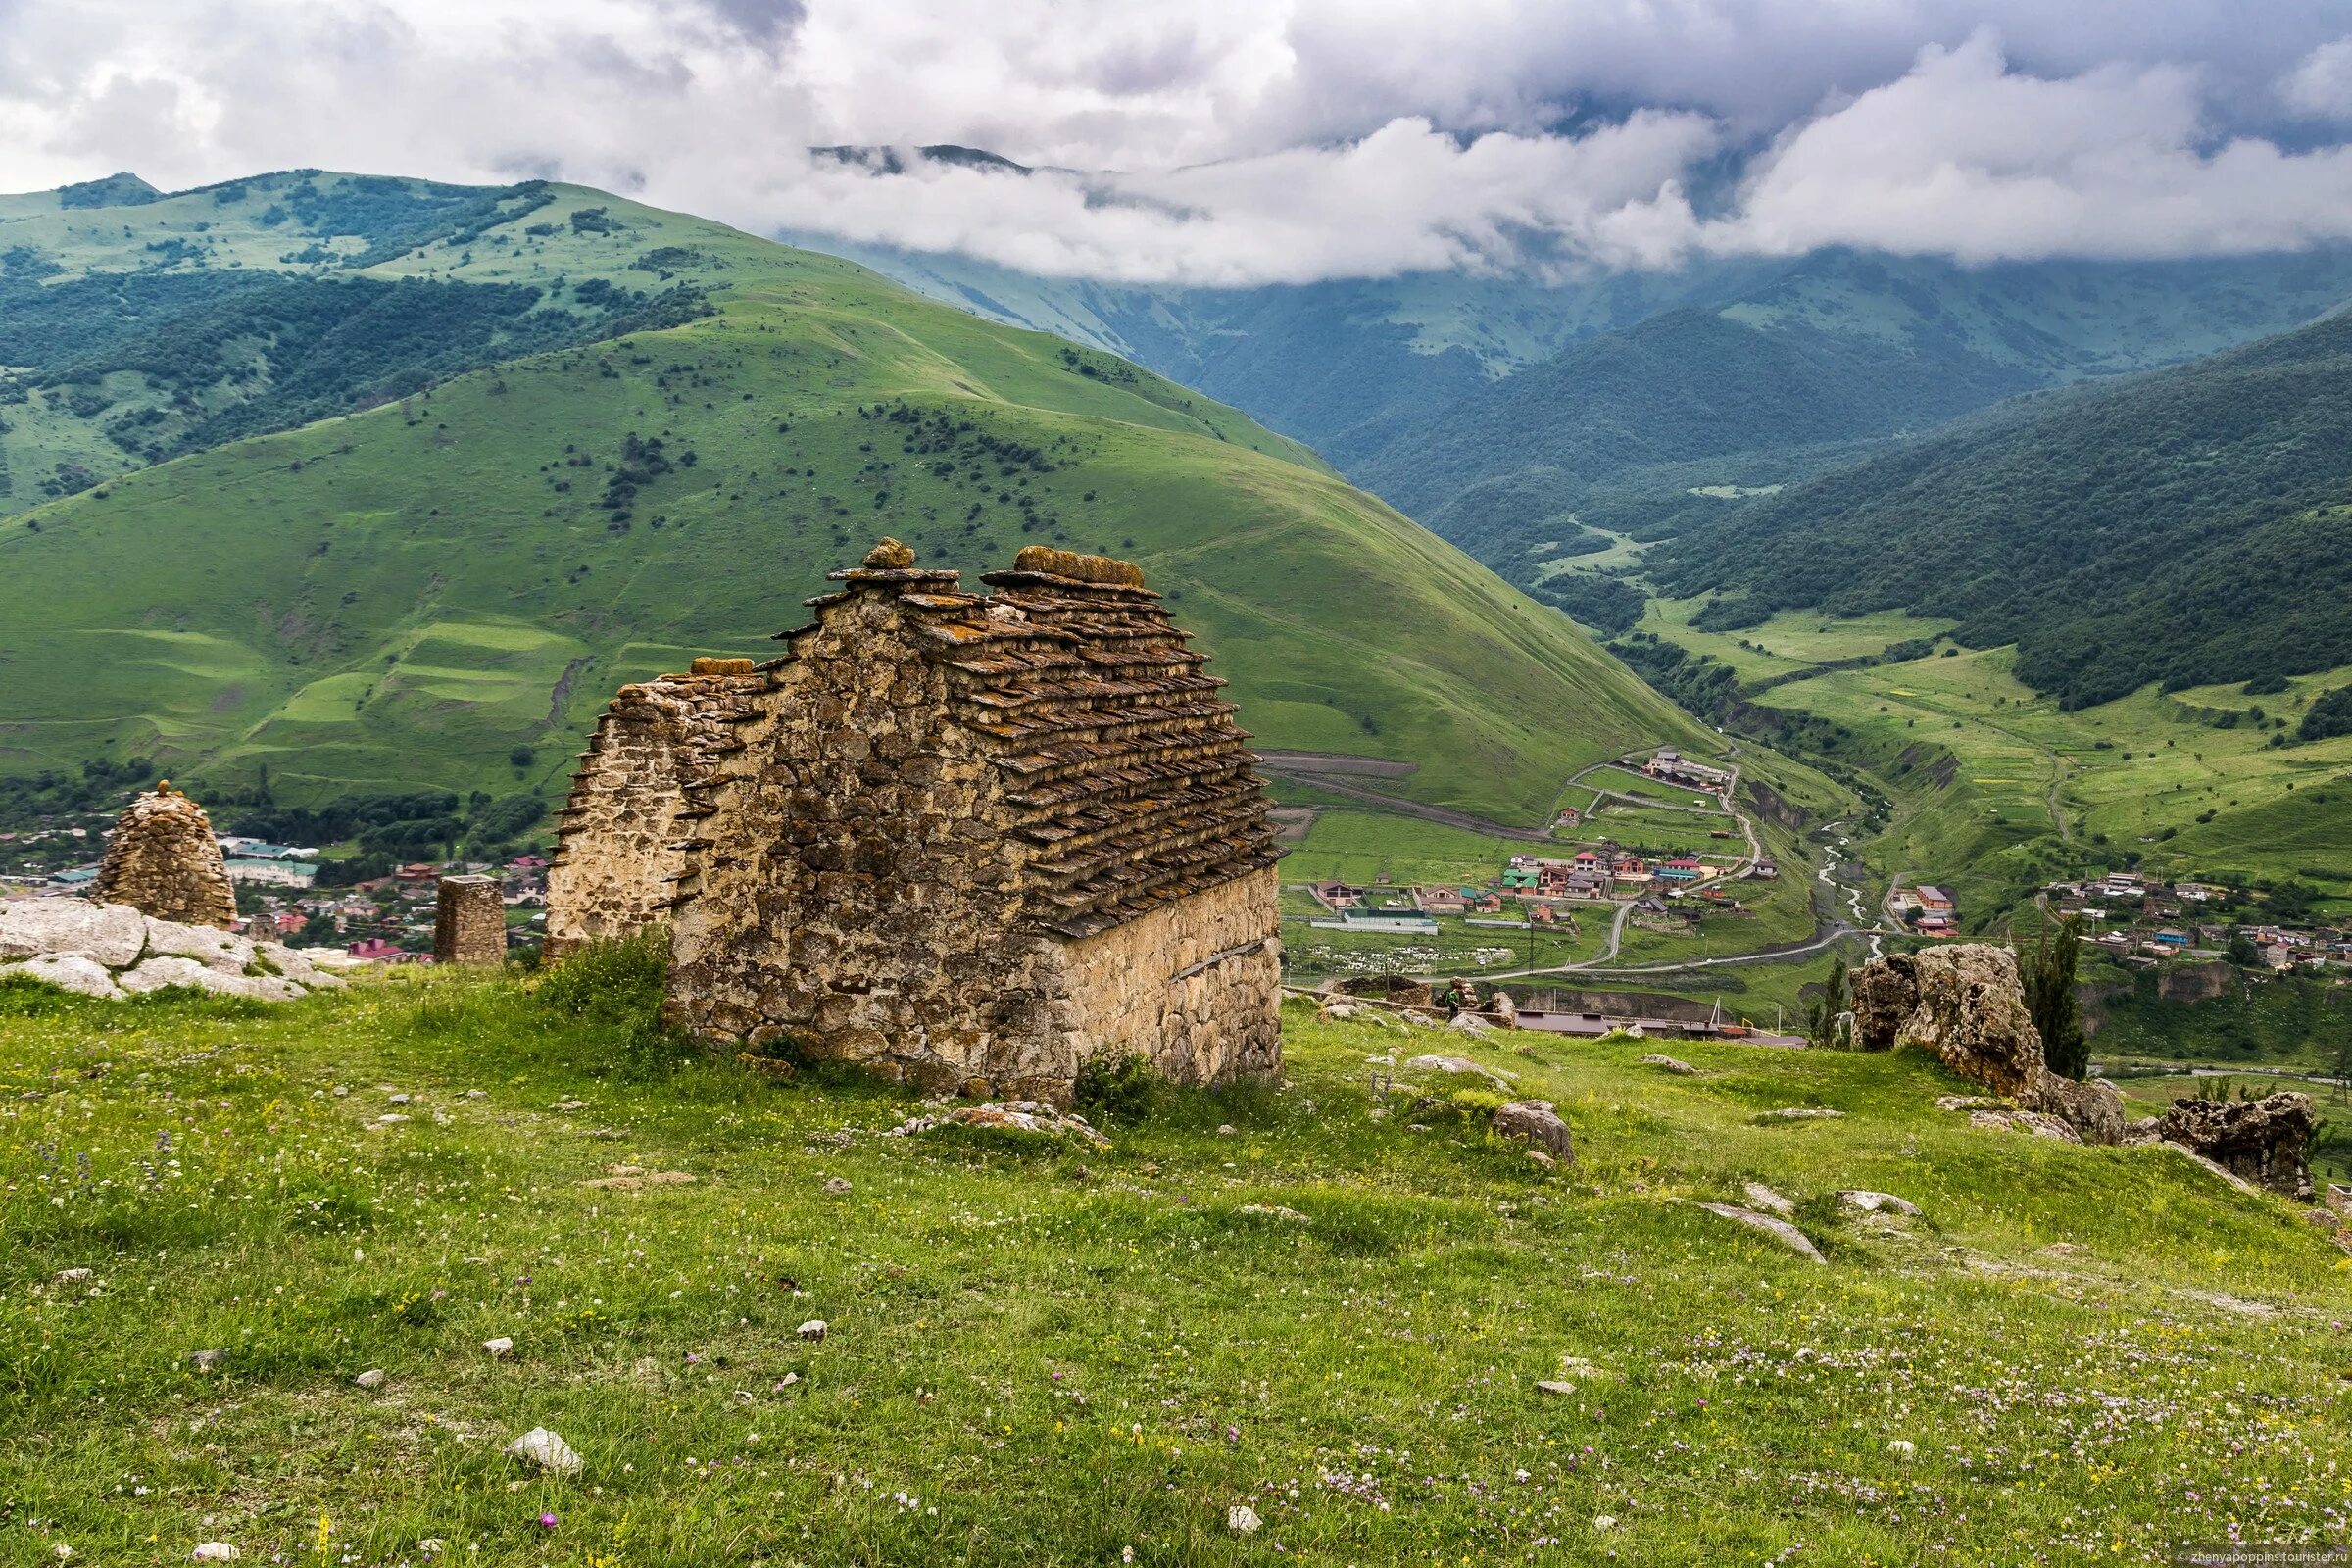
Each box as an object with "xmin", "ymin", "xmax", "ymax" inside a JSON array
[{"xmin": 793, "ymin": 541, "xmax": 1281, "ymax": 941}]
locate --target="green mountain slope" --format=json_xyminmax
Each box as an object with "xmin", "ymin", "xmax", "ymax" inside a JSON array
[
  {"xmin": 1657, "ymin": 307, "xmax": 2352, "ymax": 708},
  {"xmin": 0, "ymin": 174, "xmax": 1717, "ymax": 824}
]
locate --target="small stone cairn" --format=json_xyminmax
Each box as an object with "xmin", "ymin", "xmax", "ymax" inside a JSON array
[{"xmin": 91, "ymin": 782, "xmax": 237, "ymax": 929}]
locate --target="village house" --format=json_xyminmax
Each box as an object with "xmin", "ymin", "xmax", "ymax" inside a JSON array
[{"xmin": 1413, "ymin": 885, "xmax": 1470, "ymax": 914}]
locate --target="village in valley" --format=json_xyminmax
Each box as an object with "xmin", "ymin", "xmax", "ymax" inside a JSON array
[{"xmin": 1, "ymin": 817, "xmax": 548, "ymax": 962}]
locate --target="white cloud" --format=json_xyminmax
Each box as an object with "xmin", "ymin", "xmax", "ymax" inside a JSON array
[
  {"xmin": 2281, "ymin": 37, "xmax": 2352, "ymax": 119},
  {"xmin": 2, "ymin": 2, "xmax": 2351, "ymax": 283},
  {"xmin": 1712, "ymin": 32, "xmax": 2352, "ymax": 262}
]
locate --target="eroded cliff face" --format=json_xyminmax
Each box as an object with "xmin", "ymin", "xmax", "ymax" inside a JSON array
[{"xmin": 91, "ymin": 786, "xmax": 237, "ymax": 930}]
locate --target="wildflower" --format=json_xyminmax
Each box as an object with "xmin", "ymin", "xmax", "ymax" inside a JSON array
[{"xmin": 537, "ymin": 1513, "xmax": 558, "ymax": 1531}]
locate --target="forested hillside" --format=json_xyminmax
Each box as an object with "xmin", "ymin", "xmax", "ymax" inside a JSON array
[
  {"xmin": 0, "ymin": 172, "xmax": 1715, "ymax": 824},
  {"xmin": 1657, "ymin": 307, "xmax": 2352, "ymax": 708}
]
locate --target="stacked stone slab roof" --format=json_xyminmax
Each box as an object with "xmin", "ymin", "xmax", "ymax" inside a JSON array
[
  {"xmin": 775, "ymin": 542, "xmax": 1279, "ymax": 940},
  {"xmin": 92, "ymin": 784, "xmax": 238, "ymax": 930}
]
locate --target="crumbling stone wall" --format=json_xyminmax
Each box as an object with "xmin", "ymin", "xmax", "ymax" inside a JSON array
[
  {"xmin": 544, "ymin": 659, "xmax": 770, "ymax": 958},
  {"xmin": 91, "ymin": 785, "xmax": 237, "ymax": 929},
  {"xmin": 642, "ymin": 539, "xmax": 1283, "ymax": 1102}
]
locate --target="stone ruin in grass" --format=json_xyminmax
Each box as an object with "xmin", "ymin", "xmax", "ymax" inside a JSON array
[
  {"xmin": 92, "ymin": 783, "xmax": 237, "ymax": 929},
  {"xmin": 547, "ymin": 539, "xmax": 1285, "ymax": 1102}
]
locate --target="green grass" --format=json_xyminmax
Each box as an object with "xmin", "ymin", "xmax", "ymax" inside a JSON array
[
  {"xmin": 0, "ymin": 179, "xmax": 1715, "ymax": 826},
  {"xmin": 1276, "ymin": 808, "xmax": 1548, "ymax": 888},
  {"xmin": 1643, "ymin": 608, "xmax": 2352, "ymax": 923},
  {"xmin": 1639, "ymin": 598, "xmax": 1954, "ymax": 685},
  {"xmin": 3, "ymin": 967, "xmax": 2348, "ymax": 1565}
]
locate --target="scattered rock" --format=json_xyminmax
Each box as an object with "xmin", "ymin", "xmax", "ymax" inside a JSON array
[
  {"xmin": 1838, "ymin": 1190, "xmax": 1921, "ymax": 1217},
  {"xmin": 798, "ymin": 1320, "xmax": 827, "ymax": 1342},
  {"xmin": 1226, "ymin": 1505, "xmax": 1261, "ymax": 1534},
  {"xmin": 464, "ymin": 1089, "xmax": 488, "ymax": 1101},
  {"xmin": 1753, "ymin": 1107, "xmax": 1843, "ymax": 1122},
  {"xmin": 482, "ymin": 1336, "xmax": 514, "ymax": 1358},
  {"xmin": 1216, "ymin": 1124, "xmax": 1237, "ymax": 1136},
  {"xmin": 1524, "ymin": 1149, "xmax": 1556, "ymax": 1169},
  {"xmin": 1491, "ymin": 1100, "xmax": 1575, "ymax": 1163},
  {"xmin": 1237, "ymin": 1203, "xmax": 1309, "ymax": 1223},
  {"xmin": 1406, "ymin": 1054, "xmax": 1517, "ymax": 1088},
  {"xmin": 1448, "ymin": 1011, "xmax": 1494, "ymax": 1034},
  {"xmin": 1935, "ymin": 1095, "xmax": 1998, "ymax": 1111},
  {"xmin": 1535, "ymin": 1379, "xmax": 1575, "ymax": 1396},
  {"xmin": 191, "ymin": 1545, "xmax": 241, "ymax": 1563},
  {"xmin": 354, "ymin": 1368, "xmax": 386, "ymax": 1389},
  {"xmin": 0, "ymin": 898, "xmax": 147, "ymax": 967},
  {"xmin": 387, "ymin": 1093, "xmax": 411, "ymax": 1105},
  {"xmin": 53, "ymin": 1267, "xmax": 92, "ymax": 1285},
  {"xmin": 2040, "ymin": 1242, "xmax": 2083, "ymax": 1255},
  {"xmin": 505, "ymin": 1427, "xmax": 583, "ymax": 1475},
  {"xmin": 1322, "ymin": 1003, "xmax": 1356, "ymax": 1020},
  {"xmin": 1853, "ymin": 945, "xmax": 2126, "ymax": 1143},
  {"xmin": 1696, "ymin": 1202, "xmax": 1826, "ymax": 1262},
  {"xmin": 0, "ymin": 899, "xmax": 336, "ymax": 1003},
  {"xmin": 552, "ymin": 1099, "xmax": 589, "ymax": 1113},
  {"xmin": 376, "ymin": 1113, "xmax": 411, "ymax": 1126},
  {"xmin": 879, "ymin": 1101, "xmax": 1110, "ymax": 1150},
  {"xmin": 1639, "ymin": 1054, "xmax": 1699, "ymax": 1075},
  {"xmin": 582, "ymin": 1169, "xmax": 696, "ymax": 1192},
  {"xmin": 188, "ymin": 1349, "xmax": 224, "ymax": 1372},
  {"xmin": 2145, "ymin": 1095, "xmax": 2315, "ymax": 1200},
  {"xmin": 2326, "ymin": 1183, "xmax": 2352, "ymax": 1216},
  {"xmin": 1741, "ymin": 1182, "xmax": 1795, "ymax": 1216},
  {"xmin": 1967, "ymin": 1108, "xmax": 2081, "ymax": 1143}
]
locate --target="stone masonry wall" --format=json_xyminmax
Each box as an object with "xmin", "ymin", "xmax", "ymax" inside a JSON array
[
  {"xmin": 434, "ymin": 876, "xmax": 508, "ymax": 966},
  {"xmin": 1049, "ymin": 864, "xmax": 1282, "ymax": 1086},
  {"xmin": 663, "ymin": 588, "xmax": 1067, "ymax": 1096},
  {"xmin": 91, "ymin": 786, "xmax": 238, "ymax": 929},
  {"xmin": 545, "ymin": 661, "xmax": 770, "ymax": 958}
]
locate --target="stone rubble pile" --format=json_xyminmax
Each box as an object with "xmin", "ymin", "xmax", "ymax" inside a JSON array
[{"xmin": 0, "ymin": 898, "xmax": 343, "ymax": 1002}]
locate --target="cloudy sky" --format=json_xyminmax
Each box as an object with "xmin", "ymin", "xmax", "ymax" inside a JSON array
[{"xmin": 7, "ymin": 1, "xmax": 2352, "ymax": 284}]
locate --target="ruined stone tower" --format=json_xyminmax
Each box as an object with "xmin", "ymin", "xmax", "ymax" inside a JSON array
[
  {"xmin": 92, "ymin": 783, "xmax": 238, "ymax": 929},
  {"xmin": 434, "ymin": 876, "xmax": 509, "ymax": 966},
  {"xmin": 549, "ymin": 540, "xmax": 1284, "ymax": 1101}
]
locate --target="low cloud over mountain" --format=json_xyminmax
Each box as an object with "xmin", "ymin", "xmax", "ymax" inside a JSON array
[{"xmin": 9, "ymin": 2, "xmax": 2352, "ymax": 283}]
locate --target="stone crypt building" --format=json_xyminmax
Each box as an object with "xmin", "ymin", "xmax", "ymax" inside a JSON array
[{"xmin": 548, "ymin": 540, "xmax": 1283, "ymax": 1100}]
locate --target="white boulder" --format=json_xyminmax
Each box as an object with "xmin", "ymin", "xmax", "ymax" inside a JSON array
[
  {"xmin": 1, "ymin": 954, "xmax": 122, "ymax": 1000},
  {"xmin": 505, "ymin": 1427, "xmax": 582, "ymax": 1474},
  {"xmin": 0, "ymin": 900, "xmax": 146, "ymax": 967}
]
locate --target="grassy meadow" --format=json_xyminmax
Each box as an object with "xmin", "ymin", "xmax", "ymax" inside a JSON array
[
  {"xmin": 3, "ymin": 959, "xmax": 2349, "ymax": 1565},
  {"xmin": 1642, "ymin": 599, "xmax": 2352, "ymax": 924}
]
